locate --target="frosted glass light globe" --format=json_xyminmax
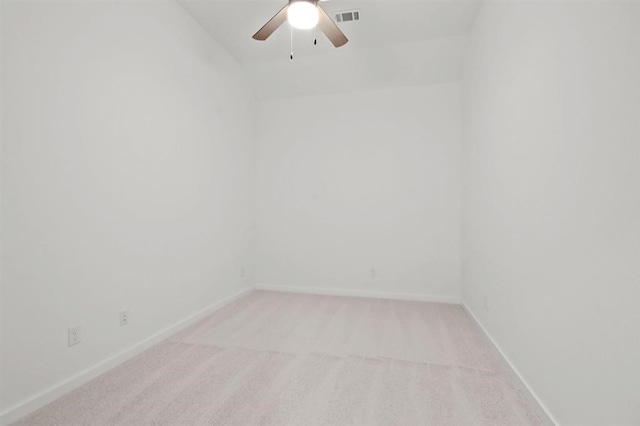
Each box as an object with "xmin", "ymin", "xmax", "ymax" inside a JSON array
[{"xmin": 287, "ymin": 1, "xmax": 319, "ymax": 30}]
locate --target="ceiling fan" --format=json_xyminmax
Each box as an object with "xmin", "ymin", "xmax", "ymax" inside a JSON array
[{"xmin": 252, "ymin": 0, "xmax": 348, "ymax": 49}]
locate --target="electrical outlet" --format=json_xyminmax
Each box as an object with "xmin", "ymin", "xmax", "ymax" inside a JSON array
[
  {"xmin": 120, "ymin": 310, "xmax": 129, "ymax": 326},
  {"xmin": 370, "ymin": 268, "xmax": 377, "ymax": 279},
  {"xmin": 240, "ymin": 267, "xmax": 245, "ymax": 278},
  {"xmin": 68, "ymin": 326, "xmax": 81, "ymax": 347}
]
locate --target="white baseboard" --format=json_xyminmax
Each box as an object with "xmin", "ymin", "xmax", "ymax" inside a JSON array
[
  {"xmin": 0, "ymin": 287, "xmax": 253, "ymax": 426},
  {"xmin": 254, "ymin": 283, "xmax": 460, "ymax": 304},
  {"xmin": 461, "ymin": 301, "xmax": 559, "ymax": 426}
]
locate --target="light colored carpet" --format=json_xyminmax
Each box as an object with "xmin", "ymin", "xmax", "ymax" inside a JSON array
[{"xmin": 15, "ymin": 290, "xmax": 549, "ymax": 425}]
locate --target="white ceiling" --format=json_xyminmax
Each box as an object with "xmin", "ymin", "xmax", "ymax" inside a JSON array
[{"xmin": 179, "ymin": 0, "xmax": 481, "ymax": 99}]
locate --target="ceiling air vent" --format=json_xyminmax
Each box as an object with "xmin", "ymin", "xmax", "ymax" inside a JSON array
[{"xmin": 335, "ymin": 10, "xmax": 360, "ymax": 23}]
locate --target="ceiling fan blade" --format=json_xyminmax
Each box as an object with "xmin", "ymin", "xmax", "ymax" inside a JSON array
[
  {"xmin": 252, "ymin": 4, "xmax": 288, "ymax": 41},
  {"xmin": 317, "ymin": 5, "xmax": 348, "ymax": 47}
]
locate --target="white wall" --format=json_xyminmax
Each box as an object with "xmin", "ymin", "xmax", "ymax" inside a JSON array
[
  {"xmin": 1, "ymin": 0, "xmax": 255, "ymax": 417},
  {"xmin": 256, "ymin": 83, "xmax": 461, "ymax": 301},
  {"xmin": 461, "ymin": 2, "xmax": 640, "ymax": 425},
  {"xmin": 243, "ymin": 36, "xmax": 467, "ymax": 100}
]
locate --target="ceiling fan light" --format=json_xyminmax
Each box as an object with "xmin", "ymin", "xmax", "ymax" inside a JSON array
[{"xmin": 287, "ymin": 1, "xmax": 319, "ymax": 30}]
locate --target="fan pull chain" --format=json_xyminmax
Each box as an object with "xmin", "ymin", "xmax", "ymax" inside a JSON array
[
  {"xmin": 290, "ymin": 25, "xmax": 294, "ymax": 60},
  {"xmin": 314, "ymin": 1, "xmax": 318, "ymax": 45}
]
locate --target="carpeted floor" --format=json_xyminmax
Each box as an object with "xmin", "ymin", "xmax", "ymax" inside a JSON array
[{"xmin": 15, "ymin": 290, "xmax": 550, "ymax": 425}]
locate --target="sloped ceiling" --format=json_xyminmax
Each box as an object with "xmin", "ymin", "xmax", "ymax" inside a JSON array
[{"xmin": 179, "ymin": 0, "xmax": 481, "ymax": 99}]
